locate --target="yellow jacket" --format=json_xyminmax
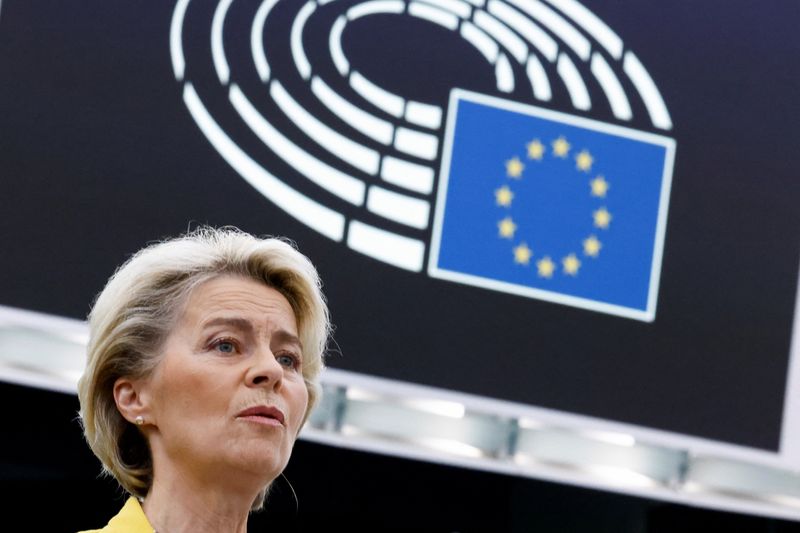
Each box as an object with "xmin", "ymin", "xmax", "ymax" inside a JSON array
[{"xmin": 78, "ymin": 497, "xmax": 154, "ymax": 532}]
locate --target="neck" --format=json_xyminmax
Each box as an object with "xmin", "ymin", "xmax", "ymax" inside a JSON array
[{"xmin": 142, "ymin": 460, "xmax": 264, "ymax": 533}]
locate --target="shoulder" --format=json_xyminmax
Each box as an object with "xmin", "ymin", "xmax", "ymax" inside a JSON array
[{"xmin": 77, "ymin": 496, "xmax": 153, "ymax": 533}]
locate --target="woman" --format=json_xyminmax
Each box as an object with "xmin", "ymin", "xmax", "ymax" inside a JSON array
[{"xmin": 77, "ymin": 226, "xmax": 330, "ymax": 532}]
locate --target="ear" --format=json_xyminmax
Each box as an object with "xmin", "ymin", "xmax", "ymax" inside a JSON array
[{"xmin": 113, "ymin": 376, "xmax": 152, "ymax": 425}]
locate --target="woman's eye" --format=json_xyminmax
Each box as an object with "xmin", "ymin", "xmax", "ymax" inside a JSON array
[
  {"xmin": 213, "ymin": 339, "xmax": 237, "ymax": 353},
  {"xmin": 276, "ymin": 354, "xmax": 299, "ymax": 369}
]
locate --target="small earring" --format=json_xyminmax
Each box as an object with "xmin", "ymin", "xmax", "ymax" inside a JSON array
[{"xmin": 135, "ymin": 416, "xmax": 144, "ymax": 426}]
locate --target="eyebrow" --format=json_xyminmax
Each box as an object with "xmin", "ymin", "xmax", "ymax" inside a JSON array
[
  {"xmin": 201, "ymin": 317, "xmax": 303, "ymax": 350},
  {"xmin": 202, "ymin": 317, "xmax": 254, "ymax": 333}
]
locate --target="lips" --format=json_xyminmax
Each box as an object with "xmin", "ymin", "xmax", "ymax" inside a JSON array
[{"xmin": 236, "ymin": 405, "xmax": 285, "ymax": 425}]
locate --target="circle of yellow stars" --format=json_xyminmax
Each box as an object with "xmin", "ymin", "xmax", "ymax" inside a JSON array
[{"xmin": 495, "ymin": 135, "xmax": 613, "ymax": 279}]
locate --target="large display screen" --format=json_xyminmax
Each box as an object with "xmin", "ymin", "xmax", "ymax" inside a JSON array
[{"xmin": 1, "ymin": 0, "xmax": 798, "ymax": 458}]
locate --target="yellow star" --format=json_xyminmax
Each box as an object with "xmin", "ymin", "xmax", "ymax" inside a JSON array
[
  {"xmin": 590, "ymin": 176, "xmax": 609, "ymax": 198},
  {"xmin": 498, "ymin": 217, "xmax": 517, "ymax": 238},
  {"xmin": 495, "ymin": 185, "xmax": 514, "ymax": 207},
  {"xmin": 513, "ymin": 243, "xmax": 533, "ymax": 265},
  {"xmin": 506, "ymin": 157, "xmax": 524, "ymax": 178},
  {"xmin": 552, "ymin": 136, "xmax": 570, "ymax": 158},
  {"xmin": 536, "ymin": 256, "xmax": 555, "ymax": 278},
  {"xmin": 583, "ymin": 235, "xmax": 602, "ymax": 257},
  {"xmin": 562, "ymin": 253, "xmax": 581, "ymax": 275},
  {"xmin": 593, "ymin": 207, "xmax": 612, "ymax": 229},
  {"xmin": 575, "ymin": 150, "xmax": 593, "ymax": 172},
  {"xmin": 526, "ymin": 139, "xmax": 545, "ymax": 160}
]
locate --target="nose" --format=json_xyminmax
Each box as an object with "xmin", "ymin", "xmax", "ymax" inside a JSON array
[{"xmin": 246, "ymin": 345, "xmax": 284, "ymax": 388}]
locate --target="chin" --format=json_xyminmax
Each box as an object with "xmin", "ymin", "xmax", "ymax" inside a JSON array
[{"xmin": 234, "ymin": 447, "xmax": 290, "ymax": 479}]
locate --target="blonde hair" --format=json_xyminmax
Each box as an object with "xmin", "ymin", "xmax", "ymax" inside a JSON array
[{"xmin": 77, "ymin": 226, "xmax": 330, "ymax": 508}]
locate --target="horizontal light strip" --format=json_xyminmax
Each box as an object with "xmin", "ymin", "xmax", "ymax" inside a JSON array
[
  {"xmin": 380, "ymin": 156, "xmax": 435, "ymax": 194},
  {"xmin": 405, "ymin": 101, "xmax": 443, "ymax": 130},
  {"xmin": 347, "ymin": 220, "xmax": 426, "ymax": 271},
  {"xmin": 394, "ymin": 127, "xmax": 439, "ymax": 160},
  {"xmin": 366, "ymin": 186, "xmax": 431, "ymax": 229},
  {"xmin": 1, "ymin": 310, "xmax": 799, "ymax": 521}
]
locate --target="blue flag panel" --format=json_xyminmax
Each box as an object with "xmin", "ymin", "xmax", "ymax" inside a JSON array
[{"xmin": 430, "ymin": 90, "xmax": 676, "ymax": 321}]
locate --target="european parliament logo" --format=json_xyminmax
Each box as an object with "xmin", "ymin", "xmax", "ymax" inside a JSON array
[
  {"xmin": 172, "ymin": 0, "xmax": 677, "ymax": 320},
  {"xmin": 429, "ymin": 90, "xmax": 676, "ymax": 321}
]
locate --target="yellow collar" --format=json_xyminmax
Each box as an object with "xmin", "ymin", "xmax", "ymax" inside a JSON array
[{"xmin": 80, "ymin": 496, "xmax": 155, "ymax": 533}]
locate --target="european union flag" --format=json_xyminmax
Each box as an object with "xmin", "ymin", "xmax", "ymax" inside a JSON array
[{"xmin": 429, "ymin": 90, "xmax": 676, "ymax": 321}]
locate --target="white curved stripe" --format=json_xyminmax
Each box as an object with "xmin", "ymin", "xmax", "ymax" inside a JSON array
[
  {"xmin": 508, "ymin": 0, "xmax": 590, "ymax": 61},
  {"xmin": 270, "ymin": 80, "xmax": 381, "ymax": 175},
  {"xmin": 211, "ymin": 0, "xmax": 234, "ymax": 84},
  {"xmin": 557, "ymin": 53, "xmax": 590, "ymax": 110},
  {"xmin": 351, "ymin": 71, "xmax": 406, "ymax": 118},
  {"xmin": 169, "ymin": 0, "xmax": 191, "ymax": 80},
  {"xmin": 367, "ymin": 186, "xmax": 431, "ymax": 229},
  {"xmin": 395, "ymin": 127, "xmax": 439, "ymax": 160},
  {"xmin": 590, "ymin": 52, "xmax": 632, "ymax": 120},
  {"xmin": 252, "ymin": 0, "xmax": 279, "ymax": 82},
  {"xmin": 291, "ymin": 1, "xmax": 316, "ymax": 80},
  {"xmin": 311, "ymin": 76, "xmax": 394, "ymax": 145},
  {"xmin": 545, "ymin": 0, "xmax": 623, "ymax": 59},
  {"xmin": 473, "ymin": 10, "xmax": 528, "ymax": 64},
  {"xmin": 330, "ymin": 16, "xmax": 350, "ymax": 76},
  {"xmin": 487, "ymin": 0, "xmax": 557, "ymax": 62},
  {"xmin": 229, "ymin": 84, "xmax": 366, "ymax": 205},
  {"xmin": 461, "ymin": 21, "xmax": 499, "ymax": 63},
  {"xmin": 408, "ymin": 1, "xmax": 459, "ymax": 30},
  {"xmin": 347, "ymin": 0, "xmax": 404, "ymax": 20},
  {"xmin": 183, "ymin": 84, "xmax": 345, "ymax": 241},
  {"xmin": 526, "ymin": 54, "xmax": 552, "ymax": 101},
  {"xmin": 624, "ymin": 52, "xmax": 672, "ymax": 130},
  {"xmin": 495, "ymin": 53, "xmax": 515, "ymax": 93},
  {"xmin": 418, "ymin": 0, "xmax": 472, "ymax": 18},
  {"xmin": 463, "ymin": 0, "xmax": 485, "ymax": 6},
  {"xmin": 347, "ymin": 220, "xmax": 425, "ymax": 272},
  {"xmin": 381, "ymin": 156, "xmax": 435, "ymax": 194},
  {"xmin": 405, "ymin": 101, "xmax": 443, "ymax": 130}
]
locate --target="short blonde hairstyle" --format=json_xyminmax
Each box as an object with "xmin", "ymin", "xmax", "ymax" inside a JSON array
[{"xmin": 77, "ymin": 226, "xmax": 330, "ymax": 506}]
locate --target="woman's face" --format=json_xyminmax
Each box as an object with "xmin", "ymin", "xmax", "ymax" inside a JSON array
[{"xmin": 142, "ymin": 275, "xmax": 309, "ymax": 486}]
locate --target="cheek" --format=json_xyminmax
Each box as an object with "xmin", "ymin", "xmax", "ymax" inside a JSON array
[
  {"xmin": 157, "ymin": 362, "xmax": 234, "ymax": 425},
  {"xmin": 288, "ymin": 382, "xmax": 310, "ymax": 431}
]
